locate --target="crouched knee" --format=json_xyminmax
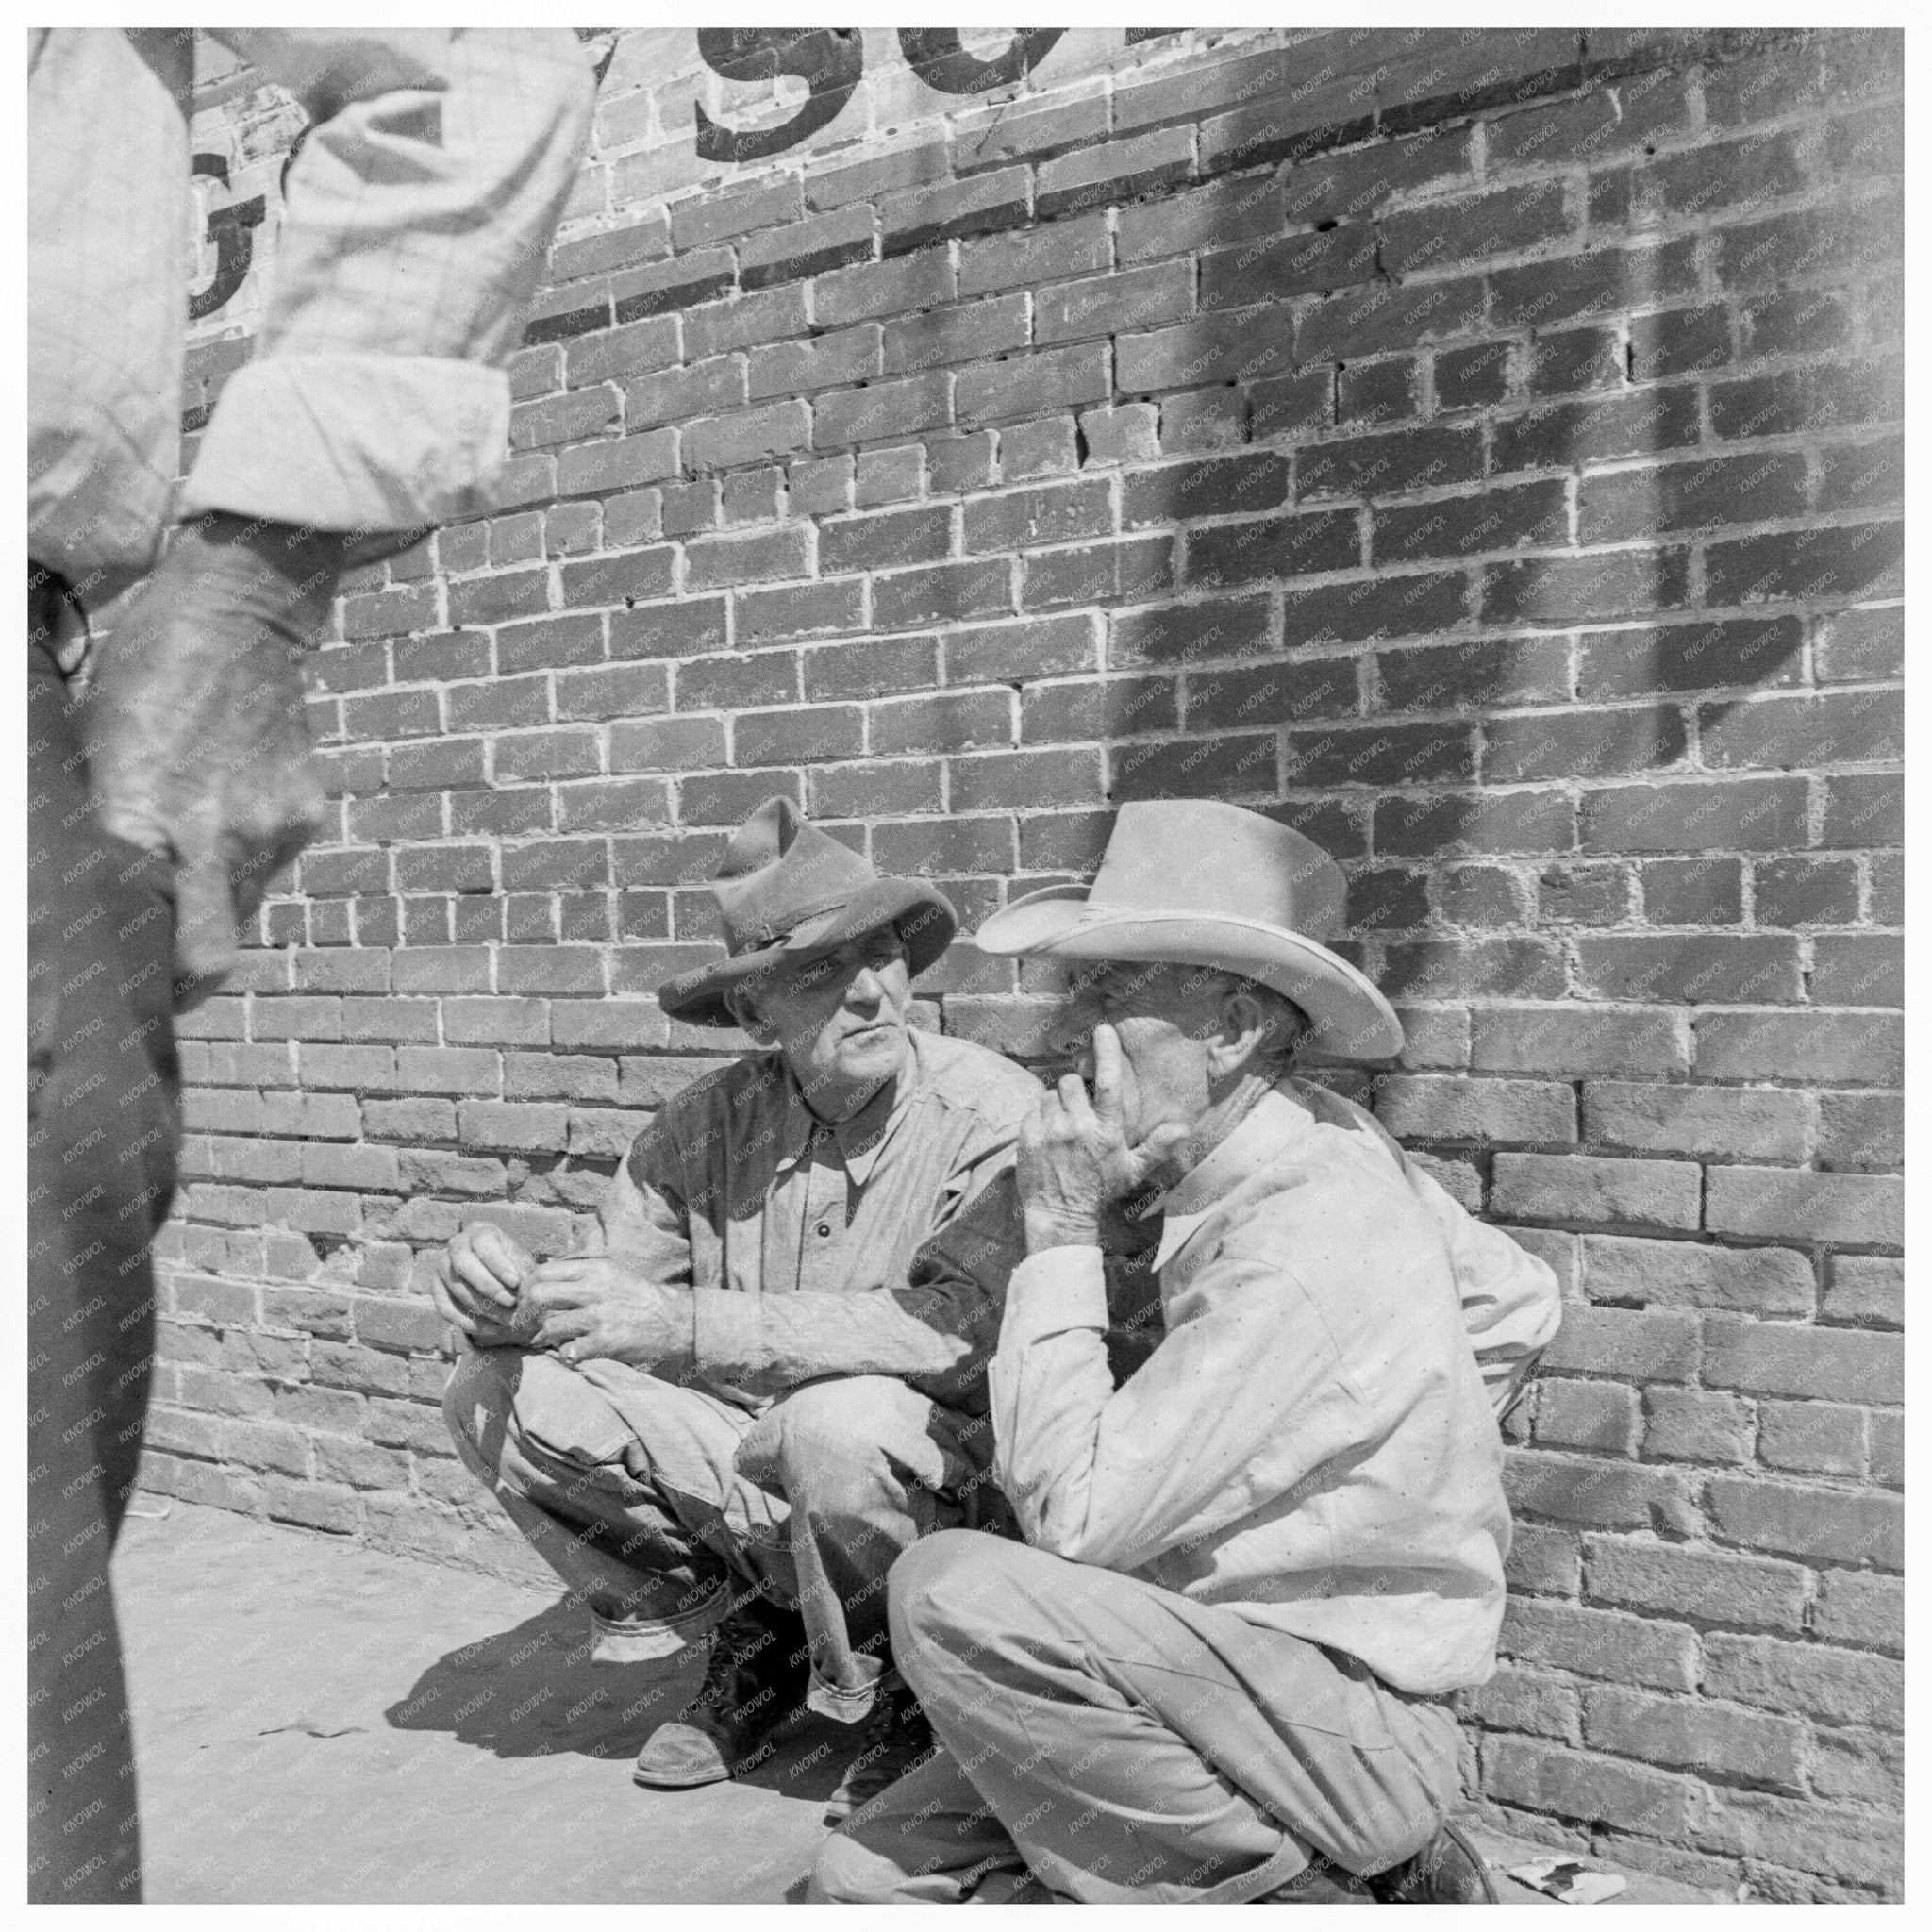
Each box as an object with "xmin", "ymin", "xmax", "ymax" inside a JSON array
[{"xmin": 808, "ymin": 1827, "xmax": 920, "ymax": 1904}]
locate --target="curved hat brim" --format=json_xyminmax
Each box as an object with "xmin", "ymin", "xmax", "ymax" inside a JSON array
[
  {"xmin": 658, "ymin": 877, "xmax": 958, "ymax": 1027},
  {"xmin": 976, "ymin": 891, "xmax": 1404, "ymax": 1061}
]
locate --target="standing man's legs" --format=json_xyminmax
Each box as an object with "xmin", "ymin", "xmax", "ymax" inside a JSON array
[
  {"xmin": 28, "ymin": 615, "xmax": 181, "ymax": 1903},
  {"xmin": 814, "ymin": 1532, "xmax": 1465, "ymax": 1905}
]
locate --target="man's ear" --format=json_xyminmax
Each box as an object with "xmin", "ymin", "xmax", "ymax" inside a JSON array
[{"xmin": 1208, "ymin": 987, "xmax": 1274, "ymax": 1078}]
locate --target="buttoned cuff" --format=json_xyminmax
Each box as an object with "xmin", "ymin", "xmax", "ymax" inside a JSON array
[
  {"xmin": 183, "ymin": 353, "xmax": 511, "ymax": 533},
  {"xmin": 1002, "ymin": 1246, "xmax": 1108, "ymax": 1346}
]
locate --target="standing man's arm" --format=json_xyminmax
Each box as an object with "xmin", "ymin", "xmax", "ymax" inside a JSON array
[{"xmin": 86, "ymin": 30, "xmax": 594, "ymax": 1000}]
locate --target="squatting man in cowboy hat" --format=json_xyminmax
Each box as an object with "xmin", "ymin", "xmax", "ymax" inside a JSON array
[
  {"xmin": 811, "ymin": 798, "xmax": 1564, "ymax": 1904},
  {"xmin": 434, "ymin": 798, "xmax": 1041, "ymax": 1815}
]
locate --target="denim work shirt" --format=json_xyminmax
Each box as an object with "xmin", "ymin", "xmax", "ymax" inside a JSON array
[
  {"xmin": 990, "ymin": 1079, "xmax": 1563, "ymax": 1697},
  {"xmin": 28, "ymin": 29, "xmax": 592, "ymax": 591},
  {"xmin": 596, "ymin": 1028, "xmax": 1044, "ymax": 1411}
]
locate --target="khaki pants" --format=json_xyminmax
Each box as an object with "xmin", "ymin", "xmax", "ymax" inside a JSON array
[
  {"xmin": 443, "ymin": 1349, "xmax": 1007, "ymax": 1723},
  {"xmin": 810, "ymin": 1533, "xmax": 1465, "ymax": 1904}
]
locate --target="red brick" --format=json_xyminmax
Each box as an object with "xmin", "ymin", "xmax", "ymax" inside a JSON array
[
  {"xmin": 1485, "ymin": 1738, "xmax": 1705, "ymax": 1841},
  {"xmin": 609, "ymin": 596, "xmax": 728, "ymax": 662},
  {"xmin": 1694, "ymin": 1010, "xmax": 1901, "ymax": 1086},
  {"xmin": 812, "ymin": 373, "xmax": 953, "ymax": 449},
  {"xmin": 949, "ymin": 748, "xmax": 1104, "ymax": 813},
  {"xmin": 556, "ymin": 429, "xmax": 679, "ymax": 498},
  {"xmin": 1296, "ymin": 275, "xmax": 1487, "ymax": 362},
  {"xmin": 1037, "ymin": 261, "xmax": 1191, "ymax": 348},
  {"xmin": 1703, "ymin": 1314, "xmax": 1903, "ymax": 1404},
  {"xmin": 1705, "ymin": 522, "xmax": 1903, "ymax": 609},
  {"xmin": 1574, "ymin": 934, "xmax": 1800, "ymax": 1006},
  {"xmin": 963, "ymin": 480, "xmax": 1112, "ymax": 555},
  {"xmin": 1810, "ymin": 1569, "xmax": 1902, "ymax": 1655},
  {"xmin": 1705, "ymin": 1168, "xmax": 1901, "ymax": 1247},
  {"xmin": 1533, "ymin": 1379, "xmax": 1640, "ymax": 1454},
  {"xmin": 1703, "ymin": 1632, "xmax": 1901, "ymax": 1729},
  {"xmin": 943, "ymin": 613, "xmax": 1099, "ymax": 685},
  {"xmin": 1118, "ymin": 310, "xmax": 1295, "ymax": 394},
  {"xmin": 1200, "ymin": 224, "xmax": 1380, "ymax": 311},
  {"xmin": 1583, "ymin": 1234, "xmax": 1812, "ymax": 1316},
  {"xmin": 1507, "ymin": 1448, "xmax": 1692, "ymax": 1536},
  {"xmin": 1582, "ymin": 1684, "xmax": 1804, "ymax": 1792},
  {"xmin": 1375, "ymin": 1074, "xmax": 1574, "ymax": 1145},
  {"xmin": 1188, "ymin": 511, "xmax": 1364, "ymax": 590},
  {"xmin": 873, "ymin": 558, "xmax": 1010, "ymax": 631},
  {"xmin": 1022, "ymin": 536, "xmax": 1174, "ymax": 610},
  {"xmin": 1186, "ymin": 657, "xmax": 1357, "ymax": 732},
  {"xmin": 733, "ymin": 705, "xmax": 863, "ymax": 767},
  {"xmin": 1757, "ymin": 1399, "xmax": 1866, "ymax": 1477},
  {"xmin": 956, "ymin": 345, "xmax": 1110, "ymax": 428},
  {"xmin": 1578, "ymin": 777, "xmax": 1807, "ymax": 855},
  {"xmin": 1110, "ymin": 733, "xmax": 1281, "ymax": 805},
  {"xmin": 1641, "ymin": 1387, "xmax": 1756, "ymax": 1464},
  {"xmin": 684, "ymin": 525, "xmax": 810, "ymax": 592},
  {"xmin": 1541, "ymin": 1304, "xmax": 1701, "ymax": 1382},
  {"xmin": 882, "ymin": 166, "xmax": 1030, "ymax": 255},
  {"xmin": 1501, "ymin": 1596, "xmax": 1696, "ymax": 1692}
]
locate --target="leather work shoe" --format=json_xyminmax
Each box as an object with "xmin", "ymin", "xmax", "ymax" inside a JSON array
[
  {"xmin": 632, "ymin": 1595, "xmax": 809, "ymax": 1790},
  {"xmin": 822, "ymin": 1683, "xmax": 937, "ymax": 1825},
  {"xmin": 1368, "ymin": 1822, "xmax": 1499, "ymax": 1903}
]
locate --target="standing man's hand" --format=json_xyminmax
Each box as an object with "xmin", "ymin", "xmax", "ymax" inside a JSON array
[
  {"xmin": 432, "ymin": 1223, "xmax": 538, "ymax": 1348},
  {"xmin": 82, "ymin": 512, "xmax": 348, "ymax": 1007},
  {"xmin": 1018, "ymin": 1024, "xmax": 1189, "ymax": 1254}
]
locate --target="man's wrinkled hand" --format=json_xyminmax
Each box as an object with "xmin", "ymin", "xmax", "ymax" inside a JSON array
[
  {"xmin": 431, "ymin": 1223, "xmax": 537, "ymax": 1348},
  {"xmin": 1017, "ymin": 1024, "xmax": 1189, "ymax": 1254},
  {"xmin": 521, "ymin": 1257, "xmax": 694, "ymax": 1371},
  {"xmin": 83, "ymin": 513, "xmax": 345, "ymax": 1007}
]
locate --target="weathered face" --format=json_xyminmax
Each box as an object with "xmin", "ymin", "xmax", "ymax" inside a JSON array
[
  {"xmin": 746, "ymin": 926, "xmax": 912, "ymax": 1116},
  {"xmin": 1051, "ymin": 959, "xmax": 1235, "ymax": 1146}
]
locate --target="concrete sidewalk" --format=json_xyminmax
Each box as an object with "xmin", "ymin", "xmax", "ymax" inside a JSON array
[{"xmin": 114, "ymin": 1501, "xmax": 1710, "ymax": 1905}]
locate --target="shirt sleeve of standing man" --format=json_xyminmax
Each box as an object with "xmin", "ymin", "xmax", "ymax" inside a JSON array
[{"xmin": 75, "ymin": 30, "xmax": 594, "ymax": 1001}]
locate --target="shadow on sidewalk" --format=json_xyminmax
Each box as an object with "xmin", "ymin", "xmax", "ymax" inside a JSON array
[{"xmin": 383, "ymin": 1595, "xmax": 856, "ymax": 1807}]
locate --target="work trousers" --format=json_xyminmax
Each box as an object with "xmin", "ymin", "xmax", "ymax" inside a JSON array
[
  {"xmin": 27, "ymin": 625, "xmax": 181, "ymax": 1903},
  {"xmin": 443, "ymin": 1347, "xmax": 1007, "ymax": 1724},
  {"xmin": 810, "ymin": 1533, "xmax": 1466, "ymax": 1905}
]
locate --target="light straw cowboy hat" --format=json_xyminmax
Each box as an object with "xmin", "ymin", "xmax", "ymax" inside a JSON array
[
  {"xmin": 658, "ymin": 796, "xmax": 958, "ymax": 1028},
  {"xmin": 974, "ymin": 798, "xmax": 1404, "ymax": 1060}
]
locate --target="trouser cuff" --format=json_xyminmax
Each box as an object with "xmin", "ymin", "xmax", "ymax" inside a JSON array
[
  {"xmin": 589, "ymin": 1588, "xmax": 730, "ymax": 1665},
  {"xmin": 807, "ymin": 1654, "xmax": 886, "ymax": 1724}
]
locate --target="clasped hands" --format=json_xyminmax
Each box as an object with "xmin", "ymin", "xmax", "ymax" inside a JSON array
[
  {"xmin": 1016, "ymin": 1024, "xmax": 1190, "ymax": 1255},
  {"xmin": 430, "ymin": 1223, "xmax": 692, "ymax": 1368}
]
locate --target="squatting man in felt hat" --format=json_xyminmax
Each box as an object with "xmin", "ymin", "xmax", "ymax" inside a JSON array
[
  {"xmin": 811, "ymin": 799, "xmax": 1564, "ymax": 1904},
  {"xmin": 435, "ymin": 797, "xmax": 1041, "ymax": 1816}
]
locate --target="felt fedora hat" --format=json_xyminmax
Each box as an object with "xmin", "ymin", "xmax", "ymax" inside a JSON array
[
  {"xmin": 975, "ymin": 799, "xmax": 1403, "ymax": 1060},
  {"xmin": 658, "ymin": 796, "xmax": 958, "ymax": 1028}
]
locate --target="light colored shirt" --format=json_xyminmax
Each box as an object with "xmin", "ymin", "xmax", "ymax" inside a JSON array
[
  {"xmin": 28, "ymin": 28, "xmax": 592, "ymax": 594},
  {"xmin": 595, "ymin": 1029, "xmax": 1043, "ymax": 1408},
  {"xmin": 990, "ymin": 1079, "xmax": 1562, "ymax": 1696}
]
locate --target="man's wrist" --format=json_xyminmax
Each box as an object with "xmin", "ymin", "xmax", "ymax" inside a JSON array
[{"xmin": 1024, "ymin": 1209, "xmax": 1101, "ymax": 1257}]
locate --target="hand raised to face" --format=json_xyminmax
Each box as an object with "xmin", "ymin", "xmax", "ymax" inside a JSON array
[{"xmin": 1016, "ymin": 1024, "xmax": 1190, "ymax": 1255}]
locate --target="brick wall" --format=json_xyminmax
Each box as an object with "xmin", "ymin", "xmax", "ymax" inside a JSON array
[{"xmin": 150, "ymin": 27, "xmax": 1903, "ymax": 1899}]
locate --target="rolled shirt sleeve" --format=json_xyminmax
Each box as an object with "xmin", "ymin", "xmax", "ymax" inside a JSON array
[{"xmin": 182, "ymin": 28, "xmax": 593, "ymax": 534}]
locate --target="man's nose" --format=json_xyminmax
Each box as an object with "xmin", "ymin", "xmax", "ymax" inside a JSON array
[{"xmin": 846, "ymin": 965, "xmax": 885, "ymax": 1005}]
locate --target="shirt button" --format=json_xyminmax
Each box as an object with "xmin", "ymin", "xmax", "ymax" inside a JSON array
[{"xmin": 816, "ymin": 1222, "xmax": 833, "ymax": 1238}]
